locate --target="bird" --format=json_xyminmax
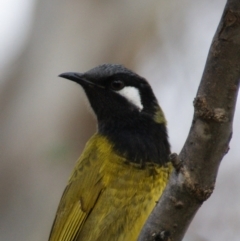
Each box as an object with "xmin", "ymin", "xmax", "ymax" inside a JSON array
[{"xmin": 49, "ymin": 64, "xmax": 172, "ymax": 241}]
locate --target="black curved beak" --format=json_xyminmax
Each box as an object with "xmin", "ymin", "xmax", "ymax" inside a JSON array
[
  {"xmin": 59, "ymin": 72, "xmax": 104, "ymax": 88},
  {"xmin": 59, "ymin": 72, "xmax": 84, "ymax": 83}
]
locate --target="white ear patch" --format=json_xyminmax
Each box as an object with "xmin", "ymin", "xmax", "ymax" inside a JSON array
[{"xmin": 115, "ymin": 86, "xmax": 143, "ymax": 110}]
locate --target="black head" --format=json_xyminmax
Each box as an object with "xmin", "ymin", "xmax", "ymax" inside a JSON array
[
  {"xmin": 59, "ymin": 64, "xmax": 170, "ymax": 166},
  {"xmin": 59, "ymin": 64, "xmax": 166, "ymax": 124}
]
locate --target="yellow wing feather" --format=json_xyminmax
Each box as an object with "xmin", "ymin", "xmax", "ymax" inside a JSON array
[
  {"xmin": 49, "ymin": 134, "xmax": 106, "ymax": 241},
  {"xmin": 49, "ymin": 133, "xmax": 172, "ymax": 241}
]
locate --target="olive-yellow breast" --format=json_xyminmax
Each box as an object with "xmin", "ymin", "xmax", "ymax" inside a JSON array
[{"xmin": 49, "ymin": 64, "xmax": 172, "ymax": 241}]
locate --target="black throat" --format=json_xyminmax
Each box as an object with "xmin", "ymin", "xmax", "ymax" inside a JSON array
[{"xmin": 98, "ymin": 111, "xmax": 170, "ymax": 167}]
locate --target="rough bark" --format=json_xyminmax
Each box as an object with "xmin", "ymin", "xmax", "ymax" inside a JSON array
[{"xmin": 138, "ymin": 0, "xmax": 240, "ymax": 240}]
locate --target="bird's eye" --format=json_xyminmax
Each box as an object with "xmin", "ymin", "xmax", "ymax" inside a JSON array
[{"xmin": 110, "ymin": 80, "xmax": 125, "ymax": 91}]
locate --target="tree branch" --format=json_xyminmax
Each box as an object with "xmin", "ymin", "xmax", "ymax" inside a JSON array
[{"xmin": 138, "ymin": 0, "xmax": 240, "ymax": 240}]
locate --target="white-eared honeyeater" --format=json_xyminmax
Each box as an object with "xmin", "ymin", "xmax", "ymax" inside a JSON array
[{"xmin": 49, "ymin": 64, "xmax": 172, "ymax": 241}]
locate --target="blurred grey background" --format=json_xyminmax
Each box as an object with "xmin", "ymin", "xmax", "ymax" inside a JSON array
[{"xmin": 0, "ymin": 0, "xmax": 239, "ymax": 241}]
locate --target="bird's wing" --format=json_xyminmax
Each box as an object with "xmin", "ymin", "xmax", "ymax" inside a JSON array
[{"xmin": 48, "ymin": 149, "xmax": 105, "ymax": 241}]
